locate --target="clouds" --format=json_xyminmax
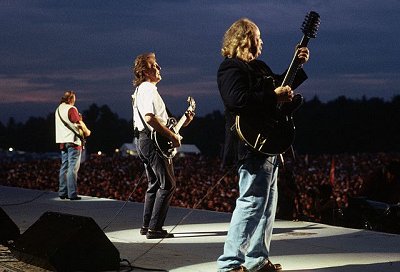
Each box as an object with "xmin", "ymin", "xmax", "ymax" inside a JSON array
[{"xmin": 0, "ymin": 0, "xmax": 400, "ymax": 123}]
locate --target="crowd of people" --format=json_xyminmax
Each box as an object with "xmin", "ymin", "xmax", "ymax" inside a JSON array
[
  {"xmin": 1, "ymin": 151, "xmax": 399, "ymax": 225},
  {"xmin": 2, "ymin": 11, "xmax": 398, "ymax": 271}
]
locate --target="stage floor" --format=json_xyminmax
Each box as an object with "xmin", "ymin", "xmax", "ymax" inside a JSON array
[{"xmin": 1, "ymin": 185, "xmax": 399, "ymax": 272}]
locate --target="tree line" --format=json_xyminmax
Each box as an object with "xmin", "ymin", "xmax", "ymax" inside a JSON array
[{"xmin": 1, "ymin": 95, "xmax": 400, "ymax": 156}]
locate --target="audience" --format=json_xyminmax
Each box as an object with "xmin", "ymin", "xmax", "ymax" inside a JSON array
[{"xmin": 1, "ymin": 151, "xmax": 399, "ymax": 227}]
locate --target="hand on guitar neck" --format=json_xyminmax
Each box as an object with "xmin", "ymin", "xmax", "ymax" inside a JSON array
[
  {"xmin": 296, "ymin": 46, "xmax": 310, "ymax": 64},
  {"xmin": 167, "ymin": 108, "xmax": 195, "ymax": 147},
  {"xmin": 183, "ymin": 109, "xmax": 195, "ymax": 127},
  {"xmin": 166, "ymin": 109, "xmax": 195, "ymax": 147},
  {"xmin": 275, "ymin": 46, "xmax": 309, "ymax": 103}
]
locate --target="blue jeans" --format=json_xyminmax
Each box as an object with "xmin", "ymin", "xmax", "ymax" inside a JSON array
[
  {"xmin": 217, "ymin": 155, "xmax": 279, "ymax": 272},
  {"xmin": 59, "ymin": 144, "xmax": 81, "ymax": 198}
]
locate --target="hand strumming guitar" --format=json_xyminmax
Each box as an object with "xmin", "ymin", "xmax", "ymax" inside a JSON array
[
  {"xmin": 78, "ymin": 113, "xmax": 91, "ymax": 137},
  {"xmin": 145, "ymin": 113, "xmax": 183, "ymax": 148},
  {"xmin": 149, "ymin": 96, "xmax": 196, "ymax": 158},
  {"xmin": 170, "ymin": 133, "xmax": 182, "ymax": 148},
  {"xmin": 275, "ymin": 85, "xmax": 294, "ymax": 103}
]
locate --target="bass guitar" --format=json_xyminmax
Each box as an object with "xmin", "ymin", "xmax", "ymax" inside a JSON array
[
  {"xmin": 235, "ymin": 11, "xmax": 320, "ymax": 155},
  {"xmin": 152, "ymin": 97, "xmax": 196, "ymax": 159}
]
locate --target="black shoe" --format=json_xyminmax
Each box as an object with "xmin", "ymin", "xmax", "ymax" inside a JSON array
[
  {"xmin": 69, "ymin": 196, "xmax": 81, "ymax": 201},
  {"xmin": 59, "ymin": 195, "xmax": 67, "ymax": 199},
  {"xmin": 141, "ymin": 227, "xmax": 169, "ymax": 235},
  {"xmin": 140, "ymin": 227, "xmax": 148, "ymax": 235},
  {"xmin": 146, "ymin": 229, "xmax": 174, "ymax": 239}
]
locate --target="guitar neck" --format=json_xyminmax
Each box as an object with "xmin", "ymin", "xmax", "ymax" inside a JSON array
[
  {"xmin": 173, "ymin": 114, "xmax": 187, "ymax": 134},
  {"xmin": 281, "ymin": 35, "xmax": 310, "ymax": 87}
]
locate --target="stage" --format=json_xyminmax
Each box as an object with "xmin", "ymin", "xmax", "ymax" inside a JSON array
[{"xmin": 0, "ymin": 185, "xmax": 399, "ymax": 272}]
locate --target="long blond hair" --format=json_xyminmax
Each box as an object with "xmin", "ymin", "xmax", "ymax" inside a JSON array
[{"xmin": 221, "ymin": 18, "xmax": 259, "ymax": 62}]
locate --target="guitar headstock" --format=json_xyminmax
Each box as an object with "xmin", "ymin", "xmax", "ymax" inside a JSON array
[
  {"xmin": 187, "ymin": 96, "xmax": 196, "ymax": 112},
  {"xmin": 301, "ymin": 11, "xmax": 320, "ymax": 39}
]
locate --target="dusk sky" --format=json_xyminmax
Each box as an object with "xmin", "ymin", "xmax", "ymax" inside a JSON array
[{"xmin": 1, "ymin": 0, "xmax": 399, "ymax": 124}]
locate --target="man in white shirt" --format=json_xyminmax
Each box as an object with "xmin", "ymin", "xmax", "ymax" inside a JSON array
[
  {"xmin": 132, "ymin": 53, "xmax": 193, "ymax": 239},
  {"xmin": 55, "ymin": 90, "xmax": 91, "ymax": 200}
]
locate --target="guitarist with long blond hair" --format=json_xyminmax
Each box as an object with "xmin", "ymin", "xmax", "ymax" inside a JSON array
[{"xmin": 217, "ymin": 17, "xmax": 311, "ymax": 272}]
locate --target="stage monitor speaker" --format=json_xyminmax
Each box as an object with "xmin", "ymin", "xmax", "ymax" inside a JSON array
[
  {"xmin": 10, "ymin": 211, "xmax": 120, "ymax": 271},
  {"xmin": 0, "ymin": 207, "xmax": 20, "ymax": 245}
]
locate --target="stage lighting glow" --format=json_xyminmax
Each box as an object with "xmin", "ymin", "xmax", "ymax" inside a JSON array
[{"xmin": 104, "ymin": 221, "xmax": 400, "ymax": 272}]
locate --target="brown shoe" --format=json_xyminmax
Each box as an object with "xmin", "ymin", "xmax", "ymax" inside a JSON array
[
  {"xmin": 228, "ymin": 265, "xmax": 247, "ymax": 272},
  {"xmin": 257, "ymin": 260, "xmax": 282, "ymax": 271}
]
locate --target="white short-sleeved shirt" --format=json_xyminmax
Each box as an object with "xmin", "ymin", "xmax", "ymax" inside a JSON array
[{"xmin": 132, "ymin": 81, "xmax": 169, "ymax": 131}]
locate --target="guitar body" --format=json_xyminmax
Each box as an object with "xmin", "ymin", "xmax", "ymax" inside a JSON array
[
  {"xmin": 236, "ymin": 94, "xmax": 303, "ymax": 155},
  {"xmin": 78, "ymin": 128, "xmax": 87, "ymax": 146},
  {"xmin": 234, "ymin": 11, "xmax": 320, "ymax": 155},
  {"xmin": 151, "ymin": 97, "xmax": 196, "ymax": 159},
  {"xmin": 151, "ymin": 118, "xmax": 178, "ymax": 159},
  {"xmin": 76, "ymin": 120, "xmax": 90, "ymax": 147}
]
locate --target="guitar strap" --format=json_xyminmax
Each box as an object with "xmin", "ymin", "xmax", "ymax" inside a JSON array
[
  {"xmin": 132, "ymin": 87, "xmax": 151, "ymax": 138},
  {"xmin": 57, "ymin": 107, "xmax": 85, "ymax": 146},
  {"xmin": 165, "ymin": 107, "xmax": 174, "ymax": 119}
]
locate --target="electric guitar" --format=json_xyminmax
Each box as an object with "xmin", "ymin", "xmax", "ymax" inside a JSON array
[
  {"xmin": 152, "ymin": 97, "xmax": 196, "ymax": 159},
  {"xmin": 235, "ymin": 11, "xmax": 320, "ymax": 155}
]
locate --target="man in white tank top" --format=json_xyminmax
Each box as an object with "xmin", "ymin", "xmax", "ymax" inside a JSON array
[{"xmin": 55, "ymin": 90, "xmax": 91, "ymax": 200}]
